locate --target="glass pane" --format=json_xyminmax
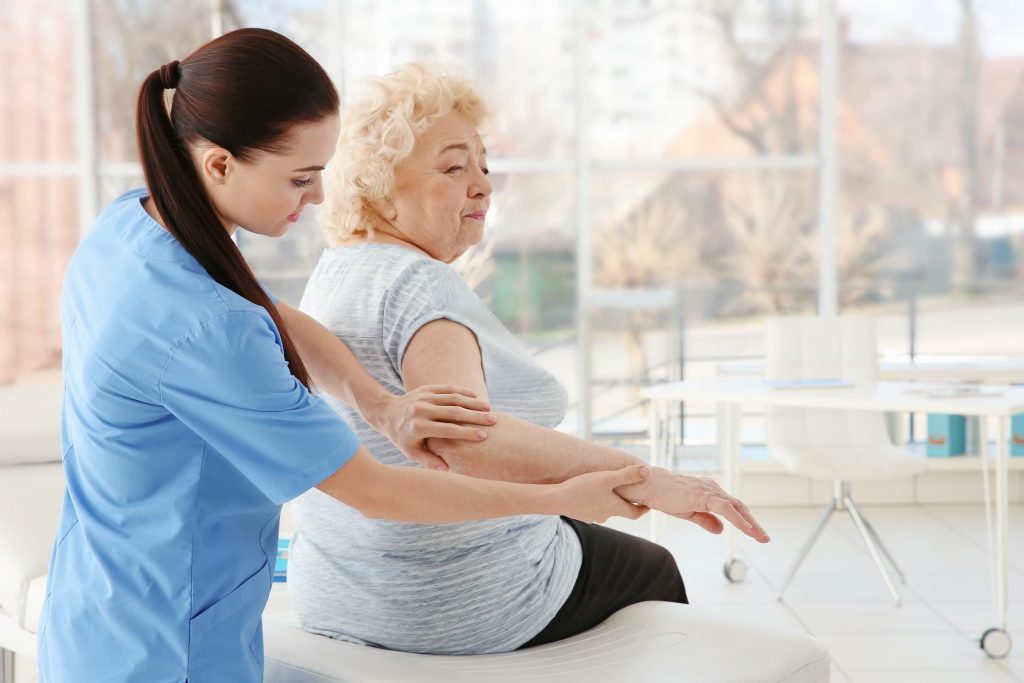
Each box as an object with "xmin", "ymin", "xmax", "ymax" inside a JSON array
[
  {"xmin": 0, "ymin": 177, "xmax": 78, "ymax": 383},
  {"xmin": 0, "ymin": 1, "xmax": 78, "ymax": 384},
  {"xmin": 92, "ymin": 1, "xmax": 212, "ymax": 164},
  {"xmin": 588, "ymin": 0, "xmax": 821, "ymax": 160},
  {"xmin": 588, "ymin": 168, "xmax": 818, "ymax": 437},
  {"xmin": 335, "ymin": 0, "xmax": 576, "ymax": 159},
  {"xmin": 476, "ymin": 171, "xmax": 577, "ymax": 337},
  {"xmin": 238, "ymin": 205, "xmax": 328, "ymax": 306},
  {"xmin": 838, "ymin": 0, "xmax": 1024, "ymax": 356},
  {"xmin": 0, "ymin": 0, "xmax": 76, "ymax": 164},
  {"xmin": 231, "ymin": 0, "xmax": 333, "ymax": 66}
]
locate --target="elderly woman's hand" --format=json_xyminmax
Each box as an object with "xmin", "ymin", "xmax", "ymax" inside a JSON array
[
  {"xmin": 372, "ymin": 385, "xmax": 497, "ymax": 471},
  {"xmin": 617, "ymin": 469, "xmax": 771, "ymax": 543}
]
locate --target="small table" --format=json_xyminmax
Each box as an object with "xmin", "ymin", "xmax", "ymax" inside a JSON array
[{"xmin": 643, "ymin": 378, "xmax": 1024, "ymax": 658}]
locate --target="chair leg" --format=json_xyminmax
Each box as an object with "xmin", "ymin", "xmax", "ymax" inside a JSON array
[
  {"xmin": 859, "ymin": 511, "xmax": 906, "ymax": 585},
  {"xmin": 844, "ymin": 495, "xmax": 903, "ymax": 606},
  {"xmin": 776, "ymin": 496, "xmax": 836, "ymax": 601}
]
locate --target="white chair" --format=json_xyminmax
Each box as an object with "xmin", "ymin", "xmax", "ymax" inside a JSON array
[
  {"xmin": 766, "ymin": 315, "xmax": 927, "ymax": 606},
  {"xmin": 263, "ymin": 594, "xmax": 831, "ymax": 683}
]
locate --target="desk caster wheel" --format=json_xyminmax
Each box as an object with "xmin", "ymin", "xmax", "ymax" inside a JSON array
[
  {"xmin": 723, "ymin": 558, "xmax": 748, "ymax": 584},
  {"xmin": 980, "ymin": 628, "xmax": 1012, "ymax": 659}
]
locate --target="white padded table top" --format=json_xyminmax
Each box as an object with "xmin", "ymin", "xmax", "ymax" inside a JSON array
[
  {"xmin": 0, "ymin": 462, "xmax": 64, "ymax": 632},
  {"xmin": 264, "ymin": 599, "xmax": 830, "ymax": 683}
]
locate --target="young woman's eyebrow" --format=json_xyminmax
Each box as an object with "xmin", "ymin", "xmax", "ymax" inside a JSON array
[{"xmin": 292, "ymin": 164, "xmax": 325, "ymax": 172}]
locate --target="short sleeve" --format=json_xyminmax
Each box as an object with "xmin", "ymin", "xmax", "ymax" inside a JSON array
[
  {"xmin": 381, "ymin": 259, "xmax": 481, "ymax": 378},
  {"xmin": 159, "ymin": 310, "xmax": 360, "ymax": 504}
]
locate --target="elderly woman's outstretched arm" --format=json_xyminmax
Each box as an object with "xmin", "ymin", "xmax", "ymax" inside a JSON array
[{"xmin": 405, "ymin": 318, "xmax": 770, "ymax": 542}]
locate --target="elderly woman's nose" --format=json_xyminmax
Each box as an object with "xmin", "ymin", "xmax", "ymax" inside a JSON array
[{"xmin": 471, "ymin": 168, "xmax": 493, "ymax": 197}]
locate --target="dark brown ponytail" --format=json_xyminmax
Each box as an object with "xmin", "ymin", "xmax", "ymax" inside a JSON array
[{"xmin": 136, "ymin": 28, "xmax": 339, "ymax": 389}]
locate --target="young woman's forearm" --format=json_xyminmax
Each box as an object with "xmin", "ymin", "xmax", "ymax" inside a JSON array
[
  {"xmin": 316, "ymin": 448, "xmax": 556, "ymax": 522},
  {"xmin": 426, "ymin": 413, "xmax": 644, "ymax": 484},
  {"xmin": 277, "ymin": 301, "xmax": 390, "ymax": 419}
]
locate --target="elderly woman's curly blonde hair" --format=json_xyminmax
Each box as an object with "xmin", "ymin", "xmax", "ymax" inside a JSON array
[{"xmin": 319, "ymin": 63, "xmax": 490, "ymax": 245}]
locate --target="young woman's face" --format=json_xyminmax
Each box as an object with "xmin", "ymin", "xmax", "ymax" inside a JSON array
[
  {"xmin": 382, "ymin": 111, "xmax": 492, "ymax": 263},
  {"xmin": 199, "ymin": 113, "xmax": 341, "ymax": 237}
]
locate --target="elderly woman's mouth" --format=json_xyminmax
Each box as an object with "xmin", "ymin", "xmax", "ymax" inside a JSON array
[{"xmin": 465, "ymin": 211, "xmax": 487, "ymax": 221}]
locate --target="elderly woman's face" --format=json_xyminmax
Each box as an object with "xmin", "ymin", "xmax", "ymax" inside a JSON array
[{"xmin": 386, "ymin": 111, "xmax": 492, "ymax": 263}]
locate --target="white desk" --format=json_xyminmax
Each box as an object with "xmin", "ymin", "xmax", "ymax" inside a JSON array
[
  {"xmin": 643, "ymin": 378, "xmax": 1024, "ymax": 657},
  {"xmin": 718, "ymin": 356, "xmax": 1024, "ymax": 383}
]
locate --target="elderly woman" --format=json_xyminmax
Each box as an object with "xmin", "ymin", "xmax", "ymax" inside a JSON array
[{"xmin": 289, "ymin": 64, "xmax": 769, "ymax": 656}]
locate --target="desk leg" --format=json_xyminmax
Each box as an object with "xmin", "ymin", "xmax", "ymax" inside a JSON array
[
  {"xmin": 995, "ymin": 416, "xmax": 1009, "ymax": 630},
  {"xmin": 979, "ymin": 415, "xmax": 1013, "ymax": 658},
  {"xmin": 720, "ymin": 402, "xmax": 746, "ymax": 583}
]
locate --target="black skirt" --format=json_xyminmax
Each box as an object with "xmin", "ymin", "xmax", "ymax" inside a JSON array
[{"xmin": 519, "ymin": 516, "xmax": 688, "ymax": 649}]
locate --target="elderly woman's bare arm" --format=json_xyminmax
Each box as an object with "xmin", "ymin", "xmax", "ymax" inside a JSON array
[
  {"xmin": 403, "ymin": 319, "xmax": 642, "ymax": 482},
  {"xmin": 403, "ymin": 318, "xmax": 770, "ymax": 542},
  {"xmin": 277, "ymin": 300, "xmax": 496, "ymax": 469}
]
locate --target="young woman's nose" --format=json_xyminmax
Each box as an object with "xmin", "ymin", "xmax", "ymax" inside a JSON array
[{"xmin": 308, "ymin": 176, "xmax": 326, "ymax": 205}]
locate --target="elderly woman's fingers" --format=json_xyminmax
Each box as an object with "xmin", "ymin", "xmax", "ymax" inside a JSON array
[
  {"xmin": 672, "ymin": 511, "xmax": 724, "ymax": 534},
  {"xmin": 702, "ymin": 479, "xmax": 771, "ymax": 542},
  {"xmin": 727, "ymin": 497, "xmax": 770, "ymax": 542},
  {"xmin": 708, "ymin": 496, "xmax": 770, "ymax": 542}
]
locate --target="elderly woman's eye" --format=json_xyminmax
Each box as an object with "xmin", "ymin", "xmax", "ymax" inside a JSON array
[
  {"xmin": 446, "ymin": 166, "xmax": 464, "ymax": 174},
  {"xmin": 293, "ymin": 178, "xmax": 314, "ymax": 188},
  {"xmin": 482, "ymin": 167, "xmax": 490, "ymax": 176}
]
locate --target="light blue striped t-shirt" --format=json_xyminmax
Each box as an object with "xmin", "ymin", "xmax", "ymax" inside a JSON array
[{"xmin": 288, "ymin": 243, "xmax": 582, "ymax": 655}]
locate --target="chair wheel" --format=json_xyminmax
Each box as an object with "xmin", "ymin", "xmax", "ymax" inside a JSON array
[
  {"xmin": 980, "ymin": 628, "xmax": 1012, "ymax": 658},
  {"xmin": 723, "ymin": 558, "xmax": 748, "ymax": 584}
]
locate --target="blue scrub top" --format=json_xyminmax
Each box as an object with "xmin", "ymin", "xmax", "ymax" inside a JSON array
[{"xmin": 38, "ymin": 189, "xmax": 360, "ymax": 682}]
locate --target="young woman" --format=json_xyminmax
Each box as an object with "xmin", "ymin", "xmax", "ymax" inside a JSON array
[{"xmin": 37, "ymin": 28, "xmax": 648, "ymax": 683}]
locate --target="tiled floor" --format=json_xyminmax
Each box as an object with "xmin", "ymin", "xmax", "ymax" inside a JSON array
[{"xmin": 605, "ymin": 503, "xmax": 1024, "ymax": 682}]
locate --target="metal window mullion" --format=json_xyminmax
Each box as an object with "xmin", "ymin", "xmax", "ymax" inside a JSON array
[
  {"xmin": 72, "ymin": 0, "xmax": 99, "ymax": 238},
  {"xmin": 574, "ymin": 0, "xmax": 593, "ymax": 439},
  {"xmin": 817, "ymin": 0, "xmax": 839, "ymax": 317},
  {"xmin": 593, "ymin": 155, "xmax": 819, "ymax": 173},
  {"xmin": 0, "ymin": 164, "xmax": 79, "ymax": 176}
]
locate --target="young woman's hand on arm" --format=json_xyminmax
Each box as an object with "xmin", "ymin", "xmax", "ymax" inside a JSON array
[
  {"xmin": 276, "ymin": 300, "xmax": 495, "ymax": 470},
  {"xmin": 403, "ymin": 318, "xmax": 770, "ymax": 543},
  {"xmin": 316, "ymin": 447, "xmax": 650, "ymax": 524}
]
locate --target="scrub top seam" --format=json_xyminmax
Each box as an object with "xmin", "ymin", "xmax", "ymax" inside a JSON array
[
  {"xmin": 156, "ymin": 309, "xmax": 276, "ymax": 404},
  {"xmin": 184, "ymin": 440, "xmax": 208, "ymax": 682}
]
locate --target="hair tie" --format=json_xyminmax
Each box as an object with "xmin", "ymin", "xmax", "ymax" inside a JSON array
[{"xmin": 159, "ymin": 60, "xmax": 181, "ymax": 90}]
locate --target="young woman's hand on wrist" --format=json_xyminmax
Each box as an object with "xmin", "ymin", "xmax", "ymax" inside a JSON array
[
  {"xmin": 549, "ymin": 465, "xmax": 651, "ymax": 523},
  {"xmin": 373, "ymin": 384, "xmax": 497, "ymax": 471}
]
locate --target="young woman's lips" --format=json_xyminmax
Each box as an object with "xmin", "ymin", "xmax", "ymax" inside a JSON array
[{"xmin": 287, "ymin": 212, "xmax": 301, "ymax": 223}]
